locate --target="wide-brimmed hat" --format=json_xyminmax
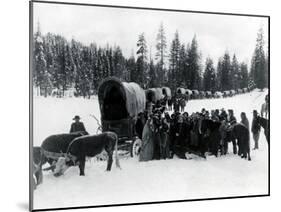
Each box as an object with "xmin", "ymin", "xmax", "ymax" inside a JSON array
[{"xmin": 73, "ymin": 115, "xmax": 81, "ymax": 120}]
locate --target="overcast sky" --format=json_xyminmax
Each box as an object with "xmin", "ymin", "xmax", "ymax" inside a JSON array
[{"xmin": 33, "ymin": 2, "xmax": 268, "ymax": 67}]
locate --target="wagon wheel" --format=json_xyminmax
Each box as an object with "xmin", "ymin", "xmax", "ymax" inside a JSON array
[{"xmin": 130, "ymin": 137, "xmax": 142, "ymax": 158}]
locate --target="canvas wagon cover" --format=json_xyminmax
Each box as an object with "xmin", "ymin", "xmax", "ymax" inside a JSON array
[
  {"xmin": 98, "ymin": 77, "xmax": 146, "ymax": 119},
  {"xmin": 185, "ymin": 89, "xmax": 193, "ymax": 96},
  {"xmin": 176, "ymin": 87, "xmax": 186, "ymax": 94},
  {"xmin": 162, "ymin": 87, "xmax": 172, "ymax": 99},
  {"xmin": 147, "ymin": 88, "xmax": 163, "ymax": 102}
]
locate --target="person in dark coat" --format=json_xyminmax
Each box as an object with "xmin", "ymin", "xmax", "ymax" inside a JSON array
[
  {"xmin": 135, "ymin": 112, "xmax": 146, "ymax": 140},
  {"xmin": 167, "ymin": 98, "xmax": 173, "ymax": 111},
  {"xmin": 227, "ymin": 109, "xmax": 238, "ymax": 154},
  {"xmin": 179, "ymin": 97, "xmax": 186, "ymax": 112},
  {"xmin": 251, "ymin": 110, "xmax": 261, "ymax": 150},
  {"xmin": 220, "ymin": 108, "xmax": 228, "ymax": 121},
  {"xmin": 70, "ymin": 115, "xmax": 86, "ymax": 133},
  {"xmin": 219, "ymin": 117, "xmax": 229, "ymax": 155},
  {"xmin": 240, "ymin": 112, "xmax": 249, "ymax": 129},
  {"xmin": 152, "ymin": 113, "xmax": 162, "ymax": 160},
  {"xmin": 173, "ymin": 98, "xmax": 180, "ymax": 113},
  {"xmin": 169, "ymin": 113, "xmax": 177, "ymax": 158},
  {"xmin": 159, "ymin": 117, "xmax": 170, "ymax": 159}
]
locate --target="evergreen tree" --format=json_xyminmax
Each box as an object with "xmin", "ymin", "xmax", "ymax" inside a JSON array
[
  {"xmin": 113, "ymin": 46, "xmax": 126, "ymax": 80},
  {"xmin": 169, "ymin": 30, "xmax": 181, "ymax": 91},
  {"xmin": 230, "ymin": 54, "xmax": 240, "ymax": 90},
  {"xmin": 33, "ymin": 22, "xmax": 51, "ymax": 97},
  {"xmin": 240, "ymin": 62, "xmax": 249, "ymax": 88},
  {"xmin": 148, "ymin": 59, "xmax": 158, "ymax": 88},
  {"xmin": 126, "ymin": 53, "xmax": 136, "ymax": 82},
  {"xmin": 136, "ymin": 33, "xmax": 148, "ymax": 88},
  {"xmin": 220, "ymin": 52, "xmax": 231, "ymax": 91},
  {"xmin": 203, "ymin": 57, "xmax": 216, "ymax": 92},
  {"xmin": 178, "ymin": 44, "xmax": 187, "ymax": 87},
  {"xmin": 250, "ymin": 27, "xmax": 266, "ymax": 90},
  {"xmin": 264, "ymin": 49, "xmax": 269, "ymax": 88},
  {"xmin": 187, "ymin": 35, "xmax": 201, "ymax": 90},
  {"xmin": 216, "ymin": 58, "xmax": 223, "ymax": 91},
  {"xmin": 155, "ymin": 22, "xmax": 167, "ymax": 85}
]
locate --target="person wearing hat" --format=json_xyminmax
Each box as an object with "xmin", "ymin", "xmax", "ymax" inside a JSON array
[
  {"xmin": 251, "ymin": 110, "xmax": 261, "ymax": 150},
  {"xmin": 70, "ymin": 115, "xmax": 86, "ymax": 133}
]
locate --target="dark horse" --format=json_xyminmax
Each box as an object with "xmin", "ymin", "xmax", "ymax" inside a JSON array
[
  {"xmin": 201, "ymin": 119, "xmax": 221, "ymax": 157},
  {"xmin": 231, "ymin": 123, "xmax": 251, "ymax": 161},
  {"xmin": 257, "ymin": 116, "xmax": 269, "ymax": 145},
  {"xmin": 53, "ymin": 132, "xmax": 121, "ymax": 176}
]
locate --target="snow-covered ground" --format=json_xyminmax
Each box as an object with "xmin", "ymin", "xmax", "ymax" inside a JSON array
[{"xmin": 33, "ymin": 89, "xmax": 268, "ymax": 210}]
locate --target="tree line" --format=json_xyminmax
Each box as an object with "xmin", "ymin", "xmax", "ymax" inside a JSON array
[{"xmin": 33, "ymin": 22, "xmax": 268, "ymax": 97}]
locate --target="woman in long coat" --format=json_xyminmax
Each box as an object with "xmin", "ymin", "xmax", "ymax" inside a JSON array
[{"xmin": 139, "ymin": 118, "xmax": 155, "ymax": 162}]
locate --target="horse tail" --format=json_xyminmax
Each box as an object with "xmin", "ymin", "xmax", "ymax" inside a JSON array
[{"xmin": 114, "ymin": 133, "xmax": 121, "ymax": 169}]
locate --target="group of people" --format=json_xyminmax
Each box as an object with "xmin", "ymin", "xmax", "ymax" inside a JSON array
[
  {"xmin": 137, "ymin": 100, "xmax": 264, "ymax": 161},
  {"xmin": 166, "ymin": 94, "xmax": 187, "ymax": 112},
  {"xmin": 70, "ymin": 94, "xmax": 268, "ymax": 162}
]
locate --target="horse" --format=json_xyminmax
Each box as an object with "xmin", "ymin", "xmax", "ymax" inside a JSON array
[
  {"xmin": 231, "ymin": 123, "xmax": 251, "ymax": 161},
  {"xmin": 53, "ymin": 132, "xmax": 121, "ymax": 176},
  {"xmin": 201, "ymin": 119, "xmax": 221, "ymax": 157},
  {"xmin": 257, "ymin": 116, "xmax": 269, "ymax": 145}
]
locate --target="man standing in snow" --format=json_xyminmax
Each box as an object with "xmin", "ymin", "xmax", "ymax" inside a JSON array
[
  {"xmin": 228, "ymin": 109, "xmax": 238, "ymax": 154},
  {"xmin": 70, "ymin": 115, "xmax": 87, "ymax": 133},
  {"xmin": 261, "ymin": 94, "xmax": 269, "ymax": 119},
  {"xmin": 251, "ymin": 110, "xmax": 261, "ymax": 150}
]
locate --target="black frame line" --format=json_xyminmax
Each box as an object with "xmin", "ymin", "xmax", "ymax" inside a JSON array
[{"xmin": 29, "ymin": 0, "xmax": 270, "ymax": 211}]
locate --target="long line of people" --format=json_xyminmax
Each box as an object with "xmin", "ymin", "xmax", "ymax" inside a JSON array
[{"xmin": 137, "ymin": 102, "xmax": 262, "ymax": 162}]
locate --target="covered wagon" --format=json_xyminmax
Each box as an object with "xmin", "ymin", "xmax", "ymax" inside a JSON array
[
  {"xmin": 185, "ymin": 89, "xmax": 193, "ymax": 100},
  {"xmin": 192, "ymin": 90, "xmax": 200, "ymax": 99},
  {"xmin": 98, "ymin": 77, "xmax": 146, "ymax": 156},
  {"xmin": 230, "ymin": 89, "xmax": 236, "ymax": 96},
  {"xmin": 175, "ymin": 87, "xmax": 186, "ymax": 99},
  {"xmin": 146, "ymin": 88, "xmax": 163, "ymax": 103},
  {"xmin": 214, "ymin": 91, "xmax": 223, "ymax": 98},
  {"xmin": 176, "ymin": 87, "xmax": 186, "ymax": 95},
  {"xmin": 206, "ymin": 91, "xmax": 212, "ymax": 98},
  {"xmin": 237, "ymin": 88, "xmax": 243, "ymax": 94},
  {"xmin": 223, "ymin": 90, "xmax": 230, "ymax": 98},
  {"xmin": 199, "ymin": 91, "xmax": 206, "ymax": 99},
  {"xmin": 162, "ymin": 87, "xmax": 172, "ymax": 100}
]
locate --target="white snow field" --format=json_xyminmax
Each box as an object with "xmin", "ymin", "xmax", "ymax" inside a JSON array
[{"xmin": 33, "ymin": 89, "xmax": 268, "ymax": 210}]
